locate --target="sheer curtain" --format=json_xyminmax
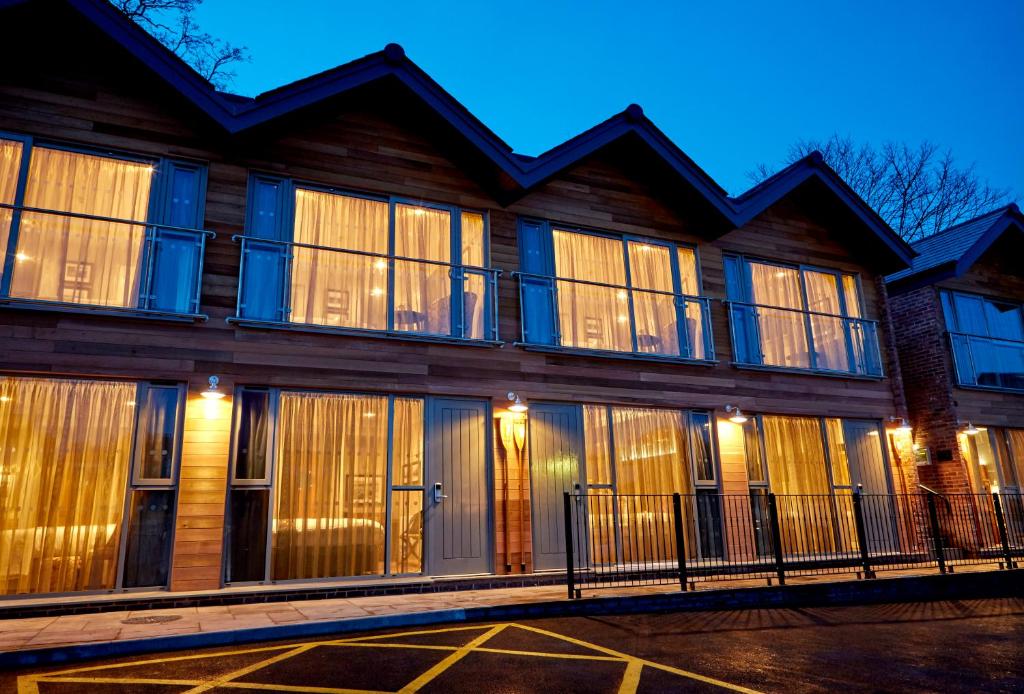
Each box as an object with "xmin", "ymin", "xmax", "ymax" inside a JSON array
[
  {"xmin": 390, "ymin": 398, "xmax": 424, "ymax": 574},
  {"xmin": 1008, "ymin": 430, "xmax": 1024, "ymax": 490},
  {"xmin": 12, "ymin": 148, "xmax": 153, "ymax": 308},
  {"xmin": 553, "ymin": 230, "xmax": 631, "ymax": 351},
  {"xmin": 628, "ymin": 242, "xmax": 678, "ymax": 356},
  {"xmin": 0, "ymin": 377, "xmax": 136, "ymax": 595},
  {"xmin": 272, "ymin": 392, "xmax": 388, "ymax": 580},
  {"xmin": 460, "ymin": 212, "xmax": 486, "ymax": 339},
  {"xmin": 761, "ymin": 415, "xmax": 834, "ymax": 554},
  {"xmin": 0, "ymin": 139, "xmax": 23, "ymax": 269},
  {"xmin": 749, "ymin": 263, "xmax": 809, "ymax": 368},
  {"xmin": 290, "ymin": 189, "xmax": 388, "ymax": 329},
  {"xmin": 804, "ymin": 271, "xmax": 849, "ymax": 371},
  {"xmin": 678, "ymin": 247, "xmax": 706, "ymax": 359},
  {"xmin": 394, "ymin": 204, "xmax": 451, "ymax": 335}
]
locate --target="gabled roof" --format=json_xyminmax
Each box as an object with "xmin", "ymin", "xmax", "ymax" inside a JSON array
[
  {"xmin": 885, "ymin": 204, "xmax": 1024, "ymax": 292},
  {"xmin": 2, "ymin": 0, "xmax": 915, "ymax": 270}
]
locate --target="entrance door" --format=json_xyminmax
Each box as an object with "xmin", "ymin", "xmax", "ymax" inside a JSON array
[
  {"xmin": 528, "ymin": 404, "xmax": 585, "ymax": 570},
  {"xmin": 843, "ymin": 420, "xmax": 897, "ymax": 551},
  {"xmin": 426, "ymin": 398, "xmax": 491, "ymax": 575}
]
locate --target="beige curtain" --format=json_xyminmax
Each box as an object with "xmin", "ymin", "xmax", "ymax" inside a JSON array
[
  {"xmin": 553, "ymin": 230, "xmax": 631, "ymax": 351},
  {"xmin": 460, "ymin": 212, "xmax": 486, "ymax": 340},
  {"xmin": 11, "ymin": 148, "xmax": 152, "ymax": 308},
  {"xmin": 0, "ymin": 377, "xmax": 136, "ymax": 595},
  {"xmin": 677, "ymin": 247, "xmax": 706, "ymax": 359},
  {"xmin": 0, "ymin": 139, "xmax": 24, "ymax": 272},
  {"xmin": 961, "ymin": 431, "xmax": 999, "ymax": 493},
  {"xmin": 272, "ymin": 392, "xmax": 388, "ymax": 580},
  {"xmin": 583, "ymin": 405, "xmax": 613, "ymax": 487},
  {"xmin": 394, "ymin": 204, "xmax": 451, "ymax": 335},
  {"xmin": 762, "ymin": 415, "xmax": 835, "ymax": 554},
  {"xmin": 628, "ymin": 242, "xmax": 678, "ymax": 356},
  {"xmin": 390, "ymin": 398, "xmax": 424, "ymax": 574},
  {"xmin": 290, "ymin": 189, "xmax": 389, "ymax": 329},
  {"xmin": 805, "ymin": 271, "xmax": 849, "ymax": 371},
  {"xmin": 1007, "ymin": 429, "xmax": 1024, "ymax": 490},
  {"xmin": 749, "ymin": 263, "xmax": 809, "ymax": 368},
  {"xmin": 842, "ymin": 275, "xmax": 862, "ymax": 318}
]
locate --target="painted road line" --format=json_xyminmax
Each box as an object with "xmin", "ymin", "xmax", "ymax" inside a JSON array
[{"xmin": 397, "ymin": 624, "xmax": 508, "ymax": 693}]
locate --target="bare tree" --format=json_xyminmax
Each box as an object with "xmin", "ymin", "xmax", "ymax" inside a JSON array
[
  {"xmin": 750, "ymin": 134, "xmax": 1013, "ymax": 242},
  {"xmin": 111, "ymin": 0, "xmax": 248, "ymax": 90}
]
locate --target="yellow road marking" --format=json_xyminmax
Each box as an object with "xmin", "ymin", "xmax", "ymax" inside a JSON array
[
  {"xmin": 182, "ymin": 642, "xmax": 318, "ymax": 694},
  {"xmin": 397, "ymin": 624, "xmax": 508, "ymax": 693},
  {"xmin": 31, "ymin": 675, "xmax": 199, "ymax": 686},
  {"xmin": 326, "ymin": 642, "xmax": 457, "ymax": 651},
  {"xmin": 217, "ymin": 682, "xmax": 388, "ymax": 693},
  {"xmin": 618, "ymin": 659, "xmax": 644, "ymax": 694},
  {"xmin": 326, "ymin": 624, "xmax": 492, "ymax": 644},
  {"xmin": 474, "ymin": 646, "xmax": 623, "ymax": 662}
]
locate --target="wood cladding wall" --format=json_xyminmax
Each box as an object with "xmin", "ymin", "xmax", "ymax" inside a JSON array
[{"xmin": 0, "ymin": 11, "xmax": 907, "ymax": 586}]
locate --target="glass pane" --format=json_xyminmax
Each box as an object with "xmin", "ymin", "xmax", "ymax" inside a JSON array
[
  {"xmin": 121, "ymin": 489, "xmax": 175, "ymax": 588},
  {"xmin": 690, "ymin": 412, "xmax": 715, "ymax": 482},
  {"xmin": 743, "ymin": 420, "xmax": 766, "ymax": 484},
  {"xmin": 971, "ymin": 338, "xmax": 1024, "ymax": 389},
  {"xmin": 272, "ymin": 392, "xmax": 388, "ymax": 580},
  {"xmin": 235, "ymin": 389, "xmax": 270, "ymax": 480},
  {"xmin": 149, "ymin": 230, "xmax": 201, "ymax": 313},
  {"xmin": 954, "ymin": 294, "xmax": 987, "ymax": 335},
  {"xmin": 825, "ymin": 418, "xmax": 851, "ymax": 486},
  {"xmin": 460, "ymin": 212, "xmax": 485, "ymax": 266},
  {"xmin": 227, "ymin": 488, "xmax": 269, "ymax": 583},
  {"xmin": 390, "ymin": 490, "xmax": 423, "ymax": 574},
  {"xmin": 12, "ymin": 148, "xmax": 153, "ymax": 308},
  {"xmin": 961, "ymin": 429, "xmax": 999, "ymax": 493},
  {"xmin": 984, "ymin": 299, "xmax": 1024, "ymax": 341},
  {"xmin": 757, "ymin": 307, "xmax": 810, "ymax": 368},
  {"xmin": 993, "ymin": 429, "xmax": 1019, "ymax": 490},
  {"xmin": 393, "ymin": 398, "xmax": 424, "ymax": 487},
  {"xmin": 587, "ymin": 488, "xmax": 617, "ymax": 565},
  {"xmin": 463, "ymin": 272, "xmax": 485, "ymax": 340},
  {"xmin": 842, "ymin": 275, "xmax": 862, "ymax": 318},
  {"xmin": 749, "ymin": 263, "xmax": 803, "ymax": 309},
  {"xmin": 612, "ymin": 407, "xmax": 691, "ymax": 494},
  {"xmin": 677, "ymin": 247, "xmax": 699, "ymax": 296},
  {"xmin": 394, "ymin": 204, "xmax": 452, "ymax": 335},
  {"xmin": 1007, "ymin": 430, "xmax": 1024, "ymax": 491},
  {"xmin": 290, "ymin": 189, "xmax": 388, "ymax": 329},
  {"xmin": 629, "ymin": 242, "xmax": 678, "ymax": 356},
  {"xmin": 761, "ymin": 415, "xmax": 830, "ymax": 494},
  {"xmin": 583, "ymin": 405, "xmax": 613, "ymax": 486},
  {"xmin": 695, "ymin": 490, "xmax": 723, "ymax": 559},
  {"xmin": 0, "ymin": 377, "xmax": 135, "ymax": 595},
  {"xmin": 684, "ymin": 299, "xmax": 707, "ymax": 360},
  {"xmin": 0, "ymin": 138, "xmax": 24, "ymax": 271},
  {"xmin": 806, "ymin": 271, "xmax": 849, "ymax": 371},
  {"xmin": 553, "ymin": 230, "xmax": 631, "ymax": 352},
  {"xmin": 136, "ymin": 386, "xmax": 179, "ymax": 480}
]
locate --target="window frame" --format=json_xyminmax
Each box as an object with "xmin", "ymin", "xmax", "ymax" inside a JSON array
[
  {"xmin": 0, "ymin": 130, "xmax": 211, "ymax": 320},
  {"xmin": 129, "ymin": 382, "xmax": 187, "ymax": 487},
  {"xmin": 941, "ymin": 289, "xmax": 1024, "ymax": 392}
]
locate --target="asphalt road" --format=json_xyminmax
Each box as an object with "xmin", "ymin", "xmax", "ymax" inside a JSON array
[{"xmin": 5, "ymin": 597, "xmax": 1023, "ymax": 693}]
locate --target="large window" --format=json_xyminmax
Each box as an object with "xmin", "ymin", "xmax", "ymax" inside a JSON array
[
  {"xmin": 960, "ymin": 427, "xmax": 1024, "ymax": 494},
  {"xmin": 0, "ymin": 134, "xmax": 209, "ymax": 316},
  {"xmin": 942, "ymin": 291, "xmax": 1024, "ymax": 391},
  {"xmin": 234, "ymin": 176, "xmax": 494, "ymax": 342},
  {"xmin": 517, "ymin": 219, "xmax": 711, "ymax": 360},
  {"xmin": 725, "ymin": 255, "xmax": 882, "ymax": 376},
  {"xmin": 225, "ymin": 389, "xmax": 425, "ymax": 583},
  {"xmin": 0, "ymin": 376, "xmax": 183, "ymax": 595}
]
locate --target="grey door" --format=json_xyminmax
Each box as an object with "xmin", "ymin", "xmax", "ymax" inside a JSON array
[
  {"xmin": 426, "ymin": 398, "xmax": 491, "ymax": 576},
  {"xmin": 528, "ymin": 404, "xmax": 585, "ymax": 571},
  {"xmin": 843, "ymin": 420, "xmax": 897, "ymax": 552}
]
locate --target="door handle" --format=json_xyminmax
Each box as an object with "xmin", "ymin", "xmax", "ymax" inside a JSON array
[{"xmin": 433, "ymin": 482, "xmax": 448, "ymax": 503}]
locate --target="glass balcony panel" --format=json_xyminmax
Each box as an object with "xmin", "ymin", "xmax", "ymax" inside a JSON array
[
  {"xmin": 631, "ymin": 288, "xmax": 679, "ymax": 356},
  {"xmin": 810, "ymin": 313, "xmax": 850, "ymax": 371},
  {"xmin": 756, "ymin": 307, "xmax": 811, "ymax": 368}
]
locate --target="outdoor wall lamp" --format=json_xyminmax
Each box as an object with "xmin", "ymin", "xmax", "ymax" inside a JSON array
[
  {"xmin": 507, "ymin": 392, "xmax": 528, "ymax": 413},
  {"xmin": 724, "ymin": 405, "xmax": 748, "ymax": 424},
  {"xmin": 964, "ymin": 421, "xmax": 980, "ymax": 436},
  {"xmin": 201, "ymin": 375, "xmax": 225, "ymax": 400},
  {"xmin": 888, "ymin": 416, "xmax": 912, "ymax": 434}
]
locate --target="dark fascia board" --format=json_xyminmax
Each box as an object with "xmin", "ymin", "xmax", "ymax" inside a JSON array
[{"xmin": 731, "ymin": 153, "xmax": 916, "ymax": 268}]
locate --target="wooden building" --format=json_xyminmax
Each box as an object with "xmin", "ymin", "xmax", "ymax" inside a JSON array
[{"xmin": 0, "ymin": 0, "xmax": 919, "ymax": 599}]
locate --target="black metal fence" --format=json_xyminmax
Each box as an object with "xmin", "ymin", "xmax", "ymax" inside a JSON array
[{"xmin": 563, "ymin": 490, "xmax": 1023, "ymax": 598}]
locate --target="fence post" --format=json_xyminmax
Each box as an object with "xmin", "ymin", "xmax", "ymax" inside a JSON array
[
  {"xmin": 992, "ymin": 493, "xmax": 1017, "ymax": 570},
  {"xmin": 672, "ymin": 493, "xmax": 688, "ymax": 591},
  {"xmin": 563, "ymin": 491, "xmax": 576, "ymax": 600},
  {"xmin": 852, "ymin": 486, "xmax": 875, "ymax": 579},
  {"xmin": 767, "ymin": 493, "xmax": 786, "ymax": 586},
  {"xmin": 925, "ymin": 492, "xmax": 946, "ymax": 574}
]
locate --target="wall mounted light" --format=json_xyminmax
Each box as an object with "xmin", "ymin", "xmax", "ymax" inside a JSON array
[
  {"xmin": 964, "ymin": 421, "xmax": 980, "ymax": 436},
  {"xmin": 201, "ymin": 375, "xmax": 225, "ymax": 400},
  {"xmin": 888, "ymin": 416, "xmax": 912, "ymax": 434},
  {"xmin": 507, "ymin": 391, "xmax": 528, "ymax": 413},
  {"xmin": 724, "ymin": 405, "xmax": 748, "ymax": 424}
]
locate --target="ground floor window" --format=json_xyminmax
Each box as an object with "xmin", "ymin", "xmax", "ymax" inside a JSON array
[
  {"xmin": 0, "ymin": 376, "xmax": 182, "ymax": 595},
  {"xmin": 960, "ymin": 427, "xmax": 1024, "ymax": 494}
]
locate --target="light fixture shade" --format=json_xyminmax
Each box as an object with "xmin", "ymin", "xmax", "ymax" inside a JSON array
[
  {"xmin": 201, "ymin": 375, "xmax": 225, "ymax": 400},
  {"xmin": 507, "ymin": 391, "xmax": 528, "ymax": 413},
  {"xmin": 896, "ymin": 418, "xmax": 912, "ymax": 434},
  {"xmin": 964, "ymin": 422, "xmax": 980, "ymax": 436},
  {"xmin": 725, "ymin": 404, "xmax": 747, "ymax": 424}
]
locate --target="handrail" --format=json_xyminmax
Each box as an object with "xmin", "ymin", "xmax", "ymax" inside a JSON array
[
  {"xmin": 916, "ymin": 483, "xmax": 945, "ymax": 497},
  {"xmin": 232, "ymin": 234, "xmax": 499, "ymax": 276},
  {"xmin": 724, "ymin": 298, "xmax": 878, "ymax": 325},
  {"xmin": 0, "ymin": 202, "xmax": 216, "ymax": 238},
  {"xmin": 511, "ymin": 270, "xmax": 709, "ymax": 303}
]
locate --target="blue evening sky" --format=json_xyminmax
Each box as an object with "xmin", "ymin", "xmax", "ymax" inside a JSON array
[{"xmin": 195, "ymin": 0, "xmax": 1023, "ymax": 198}]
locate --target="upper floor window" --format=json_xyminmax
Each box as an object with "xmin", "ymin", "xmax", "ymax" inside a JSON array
[
  {"xmin": 725, "ymin": 255, "xmax": 882, "ymax": 376},
  {"xmin": 515, "ymin": 219, "xmax": 712, "ymax": 361},
  {"xmin": 0, "ymin": 135, "xmax": 209, "ymax": 317},
  {"xmin": 233, "ymin": 176, "xmax": 496, "ymax": 342},
  {"xmin": 942, "ymin": 290, "xmax": 1024, "ymax": 391}
]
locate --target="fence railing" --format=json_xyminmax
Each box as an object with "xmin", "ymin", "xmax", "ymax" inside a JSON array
[
  {"xmin": 513, "ymin": 271, "xmax": 715, "ymax": 361},
  {"xmin": 948, "ymin": 331, "xmax": 1024, "ymax": 392},
  {"xmin": 563, "ymin": 489, "xmax": 1022, "ymax": 598},
  {"xmin": 231, "ymin": 235, "xmax": 500, "ymax": 342},
  {"xmin": 0, "ymin": 203, "xmax": 213, "ymax": 318},
  {"xmin": 726, "ymin": 300, "xmax": 883, "ymax": 376}
]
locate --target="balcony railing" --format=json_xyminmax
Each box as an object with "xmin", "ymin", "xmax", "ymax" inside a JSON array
[
  {"xmin": 727, "ymin": 300, "xmax": 883, "ymax": 377},
  {"xmin": 948, "ymin": 331, "xmax": 1024, "ymax": 392},
  {"xmin": 513, "ymin": 271, "xmax": 715, "ymax": 362},
  {"xmin": 0, "ymin": 203, "xmax": 213, "ymax": 319},
  {"xmin": 230, "ymin": 235, "xmax": 500, "ymax": 343}
]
